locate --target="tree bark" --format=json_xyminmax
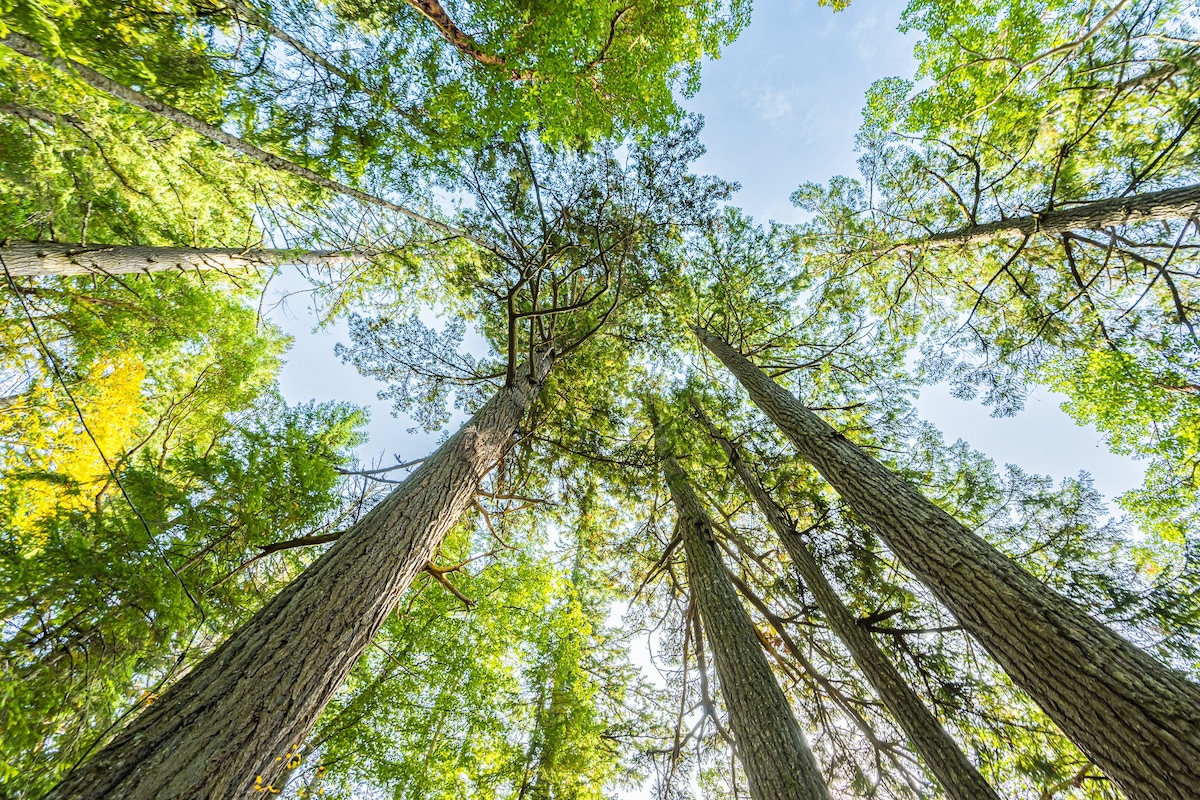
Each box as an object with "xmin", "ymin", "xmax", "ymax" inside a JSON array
[
  {"xmin": 0, "ymin": 241, "xmax": 370, "ymax": 278},
  {"xmin": 694, "ymin": 404, "xmax": 1000, "ymax": 800},
  {"xmin": 0, "ymin": 33, "xmax": 475, "ymax": 243},
  {"xmin": 404, "ymin": 0, "xmax": 507, "ymax": 68},
  {"xmin": 895, "ymin": 182, "xmax": 1200, "ymax": 252},
  {"xmin": 44, "ymin": 350, "xmax": 552, "ymax": 800},
  {"xmin": 694, "ymin": 326, "xmax": 1200, "ymax": 800},
  {"xmin": 651, "ymin": 408, "xmax": 831, "ymax": 800}
]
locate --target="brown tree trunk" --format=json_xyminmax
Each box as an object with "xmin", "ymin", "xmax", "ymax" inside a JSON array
[
  {"xmin": 651, "ymin": 408, "xmax": 831, "ymax": 800},
  {"xmin": 897, "ymin": 182, "xmax": 1200, "ymax": 252},
  {"xmin": 694, "ymin": 326, "xmax": 1200, "ymax": 800},
  {"xmin": 404, "ymin": 0, "xmax": 507, "ymax": 67},
  {"xmin": 0, "ymin": 241, "xmax": 369, "ymax": 278},
  {"xmin": 45, "ymin": 350, "xmax": 552, "ymax": 800},
  {"xmin": 0, "ymin": 33, "xmax": 473, "ymax": 242},
  {"xmin": 694, "ymin": 403, "xmax": 1000, "ymax": 800}
]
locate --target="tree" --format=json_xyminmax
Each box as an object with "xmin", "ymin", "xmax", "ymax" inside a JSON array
[
  {"xmin": 43, "ymin": 348, "xmax": 553, "ymax": 800},
  {"xmin": 10, "ymin": 0, "xmax": 1200, "ymax": 797},
  {"xmin": 884, "ymin": 182, "xmax": 1200, "ymax": 252},
  {"xmin": 694, "ymin": 325, "xmax": 1200, "ymax": 800},
  {"xmin": 2, "ymin": 0, "xmax": 749, "ymax": 243},
  {"xmin": 43, "ymin": 121, "xmax": 717, "ymax": 795},
  {"xmin": 693, "ymin": 401, "xmax": 1001, "ymax": 800},
  {"xmin": 0, "ymin": 397, "xmax": 367, "ymax": 797},
  {"xmin": 792, "ymin": 0, "xmax": 1200, "ymax": 545},
  {"xmin": 0, "ymin": 174, "xmax": 372, "ymax": 795},
  {"xmin": 649, "ymin": 399, "xmax": 831, "ymax": 800}
]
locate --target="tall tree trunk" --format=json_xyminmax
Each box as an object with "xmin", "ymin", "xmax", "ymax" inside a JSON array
[
  {"xmin": 650, "ymin": 408, "xmax": 831, "ymax": 800},
  {"xmin": 893, "ymin": 182, "xmax": 1200, "ymax": 253},
  {"xmin": 45, "ymin": 351, "xmax": 552, "ymax": 800},
  {"xmin": 694, "ymin": 326, "xmax": 1200, "ymax": 800},
  {"xmin": 0, "ymin": 241, "xmax": 370, "ymax": 278},
  {"xmin": 0, "ymin": 33, "xmax": 474, "ymax": 243},
  {"xmin": 693, "ymin": 403, "xmax": 1000, "ymax": 800}
]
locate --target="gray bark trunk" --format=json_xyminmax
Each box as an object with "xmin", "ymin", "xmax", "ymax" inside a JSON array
[
  {"xmin": 694, "ymin": 326, "xmax": 1200, "ymax": 800},
  {"xmin": 652, "ymin": 411, "xmax": 831, "ymax": 800},
  {"xmin": 0, "ymin": 33, "xmax": 472, "ymax": 243},
  {"xmin": 897, "ymin": 182, "xmax": 1200, "ymax": 252},
  {"xmin": 44, "ymin": 351, "xmax": 552, "ymax": 800},
  {"xmin": 695, "ymin": 406, "xmax": 999, "ymax": 800},
  {"xmin": 0, "ymin": 241, "xmax": 368, "ymax": 278}
]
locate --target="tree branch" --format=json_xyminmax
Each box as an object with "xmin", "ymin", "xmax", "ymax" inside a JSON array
[{"xmin": 0, "ymin": 33, "xmax": 479, "ymax": 244}]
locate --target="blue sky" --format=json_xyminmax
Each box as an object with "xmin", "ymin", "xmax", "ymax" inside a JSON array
[{"xmin": 267, "ymin": 0, "xmax": 1143, "ymax": 516}]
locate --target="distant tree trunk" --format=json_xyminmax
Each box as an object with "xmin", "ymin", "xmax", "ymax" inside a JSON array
[
  {"xmin": 694, "ymin": 326, "xmax": 1200, "ymax": 800},
  {"xmin": 693, "ymin": 403, "xmax": 1000, "ymax": 800},
  {"xmin": 650, "ymin": 408, "xmax": 831, "ymax": 800},
  {"xmin": 894, "ymin": 182, "xmax": 1200, "ymax": 252},
  {"xmin": 45, "ymin": 350, "xmax": 553, "ymax": 800},
  {"xmin": 0, "ymin": 241, "xmax": 369, "ymax": 278}
]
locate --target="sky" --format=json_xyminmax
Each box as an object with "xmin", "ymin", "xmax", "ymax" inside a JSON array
[{"xmin": 266, "ymin": 0, "xmax": 1143, "ymax": 512}]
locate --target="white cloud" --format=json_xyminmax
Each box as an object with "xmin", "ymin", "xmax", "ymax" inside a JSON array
[{"xmin": 752, "ymin": 86, "xmax": 794, "ymax": 121}]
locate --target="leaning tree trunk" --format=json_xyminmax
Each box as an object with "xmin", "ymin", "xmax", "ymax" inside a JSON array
[
  {"xmin": 0, "ymin": 241, "xmax": 369, "ymax": 278},
  {"xmin": 893, "ymin": 182, "xmax": 1200, "ymax": 253},
  {"xmin": 694, "ymin": 326, "xmax": 1200, "ymax": 800},
  {"xmin": 45, "ymin": 351, "xmax": 552, "ymax": 800},
  {"xmin": 694, "ymin": 403, "xmax": 999, "ymax": 800},
  {"xmin": 651, "ymin": 409, "xmax": 831, "ymax": 800}
]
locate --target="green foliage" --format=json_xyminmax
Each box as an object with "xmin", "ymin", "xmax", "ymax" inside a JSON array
[
  {"xmin": 0, "ymin": 391, "xmax": 366, "ymax": 796},
  {"xmin": 291, "ymin": 492, "xmax": 651, "ymax": 800},
  {"xmin": 0, "ymin": 75, "xmax": 367, "ymax": 785},
  {"xmin": 5, "ymin": 0, "xmax": 1200, "ymax": 798},
  {"xmin": 320, "ymin": 0, "xmax": 750, "ymax": 147},
  {"xmin": 791, "ymin": 0, "xmax": 1200, "ymax": 546}
]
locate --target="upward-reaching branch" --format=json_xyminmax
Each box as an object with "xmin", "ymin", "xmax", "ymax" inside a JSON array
[
  {"xmin": 222, "ymin": 0, "xmax": 358, "ymax": 85},
  {"xmin": 0, "ymin": 33, "xmax": 480, "ymax": 245}
]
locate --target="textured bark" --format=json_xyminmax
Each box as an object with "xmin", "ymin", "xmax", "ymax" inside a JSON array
[
  {"xmin": 696, "ymin": 407, "xmax": 999, "ymax": 800},
  {"xmin": 45, "ymin": 352, "xmax": 552, "ymax": 800},
  {"xmin": 0, "ymin": 33, "xmax": 473, "ymax": 242},
  {"xmin": 652, "ymin": 413, "xmax": 831, "ymax": 800},
  {"xmin": 404, "ymin": 0, "xmax": 506, "ymax": 67},
  {"xmin": 0, "ymin": 241, "xmax": 369, "ymax": 278},
  {"xmin": 695, "ymin": 326, "xmax": 1200, "ymax": 800},
  {"xmin": 896, "ymin": 182, "xmax": 1200, "ymax": 252}
]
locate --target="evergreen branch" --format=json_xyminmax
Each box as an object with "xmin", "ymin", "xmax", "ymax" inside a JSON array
[{"xmin": 0, "ymin": 33, "xmax": 481, "ymax": 246}]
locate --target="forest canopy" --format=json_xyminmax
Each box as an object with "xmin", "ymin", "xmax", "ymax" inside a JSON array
[{"xmin": 1, "ymin": 0, "xmax": 1198, "ymax": 799}]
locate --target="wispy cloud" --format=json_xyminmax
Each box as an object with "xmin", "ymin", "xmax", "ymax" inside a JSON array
[{"xmin": 752, "ymin": 86, "xmax": 794, "ymax": 121}]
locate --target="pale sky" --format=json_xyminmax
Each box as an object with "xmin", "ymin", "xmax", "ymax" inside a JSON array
[{"xmin": 267, "ymin": 1, "xmax": 1143, "ymax": 521}]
